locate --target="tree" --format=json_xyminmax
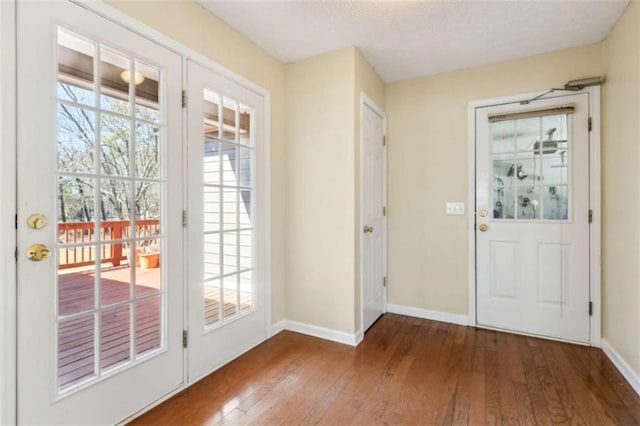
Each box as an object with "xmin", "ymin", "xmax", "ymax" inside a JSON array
[{"xmin": 57, "ymin": 81, "xmax": 160, "ymax": 224}]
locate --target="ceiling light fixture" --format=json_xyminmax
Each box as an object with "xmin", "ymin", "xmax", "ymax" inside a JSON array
[{"xmin": 120, "ymin": 70, "xmax": 145, "ymax": 85}]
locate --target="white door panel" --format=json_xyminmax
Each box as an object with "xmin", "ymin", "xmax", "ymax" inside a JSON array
[
  {"xmin": 17, "ymin": 2, "xmax": 183, "ymax": 424},
  {"xmin": 476, "ymin": 93, "xmax": 590, "ymax": 343},
  {"xmin": 186, "ymin": 61, "xmax": 267, "ymax": 381},
  {"xmin": 362, "ymin": 102, "xmax": 385, "ymax": 332}
]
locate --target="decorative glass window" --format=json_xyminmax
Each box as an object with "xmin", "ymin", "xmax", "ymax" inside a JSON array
[{"xmin": 490, "ymin": 114, "xmax": 570, "ymax": 221}]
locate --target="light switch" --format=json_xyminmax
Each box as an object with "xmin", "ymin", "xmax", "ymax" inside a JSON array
[{"xmin": 446, "ymin": 202, "xmax": 465, "ymax": 215}]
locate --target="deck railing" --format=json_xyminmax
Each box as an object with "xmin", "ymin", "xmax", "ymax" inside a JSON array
[{"xmin": 58, "ymin": 219, "xmax": 160, "ymax": 269}]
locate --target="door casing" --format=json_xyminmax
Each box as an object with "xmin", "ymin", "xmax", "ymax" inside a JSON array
[
  {"xmin": 359, "ymin": 93, "xmax": 388, "ymax": 337},
  {"xmin": 0, "ymin": 1, "xmax": 17, "ymax": 424},
  {"xmin": 467, "ymin": 87, "xmax": 602, "ymax": 346},
  {"xmin": 1, "ymin": 0, "xmax": 272, "ymax": 423}
]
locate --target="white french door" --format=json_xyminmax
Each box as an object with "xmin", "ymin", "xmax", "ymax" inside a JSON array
[
  {"xmin": 186, "ymin": 61, "xmax": 267, "ymax": 381},
  {"xmin": 475, "ymin": 93, "xmax": 591, "ymax": 343},
  {"xmin": 361, "ymin": 100, "xmax": 386, "ymax": 332},
  {"xmin": 17, "ymin": 2, "xmax": 184, "ymax": 423}
]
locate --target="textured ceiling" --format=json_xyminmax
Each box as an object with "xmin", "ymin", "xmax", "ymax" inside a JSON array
[{"xmin": 197, "ymin": 0, "xmax": 628, "ymax": 83}]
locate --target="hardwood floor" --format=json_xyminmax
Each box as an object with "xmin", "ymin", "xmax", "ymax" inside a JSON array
[{"xmin": 130, "ymin": 314, "xmax": 640, "ymax": 425}]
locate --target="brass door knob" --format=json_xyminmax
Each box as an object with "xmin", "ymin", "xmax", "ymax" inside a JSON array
[
  {"xmin": 478, "ymin": 224, "xmax": 488, "ymax": 232},
  {"xmin": 363, "ymin": 225, "xmax": 374, "ymax": 233},
  {"xmin": 26, "ymin": 243, "xmax": 51, "ymax": 261}
]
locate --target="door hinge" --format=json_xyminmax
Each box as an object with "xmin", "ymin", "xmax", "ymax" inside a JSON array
[
  {"xmin": 182, "ymin": 90, "xmax": 188, "ymax": 108},
  {"xmin": 183, "ymin": 330, "xmax": 188, "ymax": 348},
  {"xmin": 588, "ymin": 209, "xmax": 593, "ymax": 223},
  {"xmin": 182, "ymin": 210, "xmax": 188, "ymax": 227},
  {"xmin": 383, "ymin": 206, "xmax": 386, "ymax": 216},
  {"xmin": 15, "ymin": 247, "xmax": 18, "ymax": 261},
  {"xmin": 383, "ymin": 276, "xmax": 387, "ymax": 287},
  {"xmin": 15, "ymin": 214, "xmax": 18, "ymax": 229},
  {"xmin": 588, "ymin": 117, "xmax": 592, "ymax": 132},
  {"xmin": 383, "ymin": 135, "xmax": 387, "ymax": 146},
  {"xmin": 589, "ymin": 301, "xmax": 593, "ymax": 316}
]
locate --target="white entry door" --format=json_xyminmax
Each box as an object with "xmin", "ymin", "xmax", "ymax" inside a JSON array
[
  {"xmin": 361, "ymin": 100, "xmax": 386, "ymax": 332},
  {"xmin": 17, "ymin": 2, "xmax": 184, "ymax": 423},
  {"xmin": 186, "ymin": 61, "xmax": 267, "ymax": 381},
  {"xmin": 475, "ymin": 93, "xmax": 591, "ymax": 343}
]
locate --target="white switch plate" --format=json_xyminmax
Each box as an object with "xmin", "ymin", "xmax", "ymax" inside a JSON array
[{"xmin": 446, "ymin": 202, "xmax": 465, "ymax": 215}]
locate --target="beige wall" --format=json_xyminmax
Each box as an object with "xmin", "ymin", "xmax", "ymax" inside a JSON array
[
  {"xmin": 602, "ymin": 1, "xmax": 640, "ymax": 376},
  {"xmin": 107, "ymin": 1, "xmax": 287, "ymax": 324},
  {"xmin": 285, "ymin": 48, "xmax": 357, "ymax": 333},
  {"xmin": 385, "ymin": 44, "xmax": 604, "ymax": 315},
  {"xmin": 285, "ymin": 47, "xmax": 385, "ymax": 334},
  {"xmin": 354, "ymin": 49, "xmax": 386, "ymax": 110},
  {"xmin": 353, "ymin": 49, "xmax": 385, "ymax": 331}
]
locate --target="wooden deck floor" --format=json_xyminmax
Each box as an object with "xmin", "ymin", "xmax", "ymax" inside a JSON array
[
  {"xmin": 130, "ymin": 313, "xmax": 640, "ymax": 425},
  {"xmin": 58, "ymin": 266, "xmax": 250, "ymax": 390}
]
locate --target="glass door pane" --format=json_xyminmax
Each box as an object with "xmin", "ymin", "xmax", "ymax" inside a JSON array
[
  {"xmin": 56, "ymin": 28, "xmax": 165, "ymax": 392},
  {"xmin": 201, "ymin": 89, "xmax": 255, "ymax": 330},
  {"xmin": 490, "ymin": 114, "xmax": 570, "ymax": 221}
]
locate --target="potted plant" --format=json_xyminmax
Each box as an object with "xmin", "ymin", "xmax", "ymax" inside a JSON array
[{"xmin": 138, "ymin": 244, "xmax": 160, "ymax": 269}]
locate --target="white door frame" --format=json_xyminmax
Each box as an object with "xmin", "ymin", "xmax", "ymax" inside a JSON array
[
  {"xmin": 1, "ymin": 0, "xmax": 272, "ymax": 422},
  {"xmin": 359, "ymin": 93, "xmax": 388, "ymax": 337},
  {"xmin": 0, "ymin": 0, "xmax": 17, "ymax": 424},
  {"xmin": 467, "ymin": 87, "xmax": 601, "ymax": 347}
]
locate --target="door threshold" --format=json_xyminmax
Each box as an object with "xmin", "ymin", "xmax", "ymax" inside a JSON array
[{"xmin": 475, "ymin": 323, "xmax": 591, "ymax": 347}]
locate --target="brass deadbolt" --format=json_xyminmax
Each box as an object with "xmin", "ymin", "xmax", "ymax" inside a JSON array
[{"xmin": 27, "ymin": 214, "xmax": 48, "ymax": 230}]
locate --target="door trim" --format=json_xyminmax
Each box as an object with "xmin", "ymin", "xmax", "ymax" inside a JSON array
[
  {"xmin": 0, "ymin": 0, "xmax": 17, "ymax": 424},
  {"xmin": 359, "ymin": 93, "xmax": 388, "ymax": 336},
  {"xmin": 466, "ymin": 87, "xmax": 601, "ymax": 347}
]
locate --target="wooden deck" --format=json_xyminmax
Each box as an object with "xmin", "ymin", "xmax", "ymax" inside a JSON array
[
  {"xmin": 58, "ymin": 267, "xmax": 251, "ymax": 390},
  {"xmin": 205, "ymin": 284, "xmax": 253, "ymax": 326}
]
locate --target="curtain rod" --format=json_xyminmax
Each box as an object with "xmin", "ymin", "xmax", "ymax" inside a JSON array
[{"xmin": 489, "ymin": 104, "xmax": 576, "ymax": 122}]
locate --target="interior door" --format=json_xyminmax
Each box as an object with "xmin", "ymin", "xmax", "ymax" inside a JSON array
[
  {"xmin": 475, "ymin": 93, "xmax": 590, "ymax": 343},
  {"xmin": 17, "ymin": 2, "xmax": 184, "ymax": 423},
  {"xmin": 186, "ymin": 60, "xmax": 267, "ymax": 381},
  {"xmin": 361, "ymin": 101, "xmax": 386, "ymax": 332}
]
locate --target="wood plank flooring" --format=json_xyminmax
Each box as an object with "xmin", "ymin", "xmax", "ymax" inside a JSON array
[{"xmin": 130, "ymin": 313, "xmax": 640, "ymax": 425}]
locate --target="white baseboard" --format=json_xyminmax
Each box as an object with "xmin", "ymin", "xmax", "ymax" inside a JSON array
[
  {"xmin": 271, "ymin": 320, "xmax": 360, "ymax": 346},
  {"xmin": 387, "ymin": 303, "xmax": 468, "ymax": 326},
  {"xmin": 601, "ymin": 339, "xmax": 640, "ymax": 397},
  {"xmin": 270, "ymin": 319, "xmax": 286, "ymax": 336}
]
